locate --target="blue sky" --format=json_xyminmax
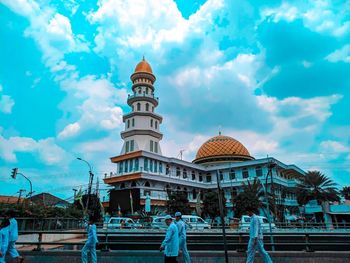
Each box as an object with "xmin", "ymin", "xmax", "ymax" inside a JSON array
[{"xmin": 1, "ymin": 0, "xmax": 350, "ymax": 200}]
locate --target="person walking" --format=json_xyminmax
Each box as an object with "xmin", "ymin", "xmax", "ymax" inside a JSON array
[
  {"xmin": 81, "ymin": 215, "xmax": 98, "ymax": 263},
  {"xmin": 0, "ymin": 218, "xmax": 10, "ymax": 263},
  {"xmin": 160, "ymin": 215, "xmax": 179, "ymax": 263},
  {"xmin": 5, "ymin": 211, "xmax": 23, "ymax": 263},
  {"xmin": 175, "ymin": 212, "xmax": 191, "ymax": 263},
  {"xmin": 246, "ymin": 206, "xmax": 273, "ymax": 263}
]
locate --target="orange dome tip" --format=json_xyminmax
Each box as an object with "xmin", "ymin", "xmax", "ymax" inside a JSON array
[{"xmin": 134, "ymin": 57, "xmax": 153, "ymax": 74}]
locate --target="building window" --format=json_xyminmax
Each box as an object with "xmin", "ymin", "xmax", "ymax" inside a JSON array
[
  {"xmin": 125, "ymin": 141, "xmax": 130, "ymax": 153},
  {"xmin": 219, "ymin": 171, "xmax": 224, "ymax": 181},
  {"xmin": 144, "ymin": 158, "xmax": 148, "ymax": 171},
  {"xmin": 137, "ymin": 103, "xmax": 141, "ymax": 111},
  {"xmin": 229, "ymin": 169, "xmax": 235, "ymax": 180},
  {"xmin": 192, "ymin": 189, "xmax": 197, "ymax": 199},
  {"xmin": 138, "ymin": 88, "xmax": 141, "ymax": 94},
  {"xmin": 155, "ymin": 121, "xmax": 158, "ymax": 129},
  {"xmin": 191, "ymin": 171, "xmax": 196, "ymax": 180},
  {"xmin": 129, "ymin": 159, "xmax": 133, "ymax": 171},
  {"xmin": 135, "ymin": 158, "xmax": 139, "ymax": 171},
  {"xmin": 152, "ymin": 106, "xmax": 154, "ymax": 112},
  {"xmin": 166, "ymin": 165, "xmax": 170, "ymax": 175},
  {"xmin": 150, "ymin": 119, "xmax": 153, "ymax": 127},
  {"xmin": 206, "ymin": 175, "xmax": 211, "ymax": 183},
  {"xmin": 127, "ymin": 119, "xmax": 130, "ymax": 128},
  {"xmin": 132, "ymin": 118, "xmax": 135, "ymax": 127},
  {"xmin": 154, "ymin": 142, "xmax": 158, "ymax": 153},
  {"xmin": 145, "ymin": 181, "xmax": 150, "ymax": 187},
  {"xmin": 146, "ymin": 103, "xmax": 149, "ymax": 111},
  {"xmin": 242, "ymin": 168, "xmax": 249, "ymax": 179},
  {"xmin": 176, "ymin": 167, "xmax": 181, "ymax": 177},
  {"xmin": 154, "ymin": 161, "xmax": 158, "ymax": 173},
  {"xmin": 199, "ymin": 175, "xmax": 203, "ymax": 182},
  {"xmin": 183, "ymin": 169, "xmax": 187, "ymax": 179},
  {"xmin": 131, "ymin": 181, "xmax": 136, "ymax": 187},
  {"xmin": 146, "ymin": 87, "xmax": 149, "ymax": 94},
  {"xmin": 120, "ymin": 183, "xmax": 125, "ymax": 189},
  {"xmin": 150, "ymin": 159, "xmax": 153, "ymax": 172},
  {"xmin": 159, "ymin": 162, "xmax": 163, "ymax": 173},
  {"xmin": 124, "ymin": 160, "xmax": 128, "ymax": 173},
  {"xmin": 256, "ymin": 166, "xmax": 263, "ymax": 177},
  {"xmin": 150, "ymin": 140, "xmax": 153, "ymax": 152},
  {"xmin": 130, "ymin": 140, "xmax": 134, "ymax": 151},
  {"xmin": 132, "ymin": 105, "xmax": 134, "ymax": 111},
  {"xmin": 118, "ymin": 162, "xmax": 123, "ymax": 173}
]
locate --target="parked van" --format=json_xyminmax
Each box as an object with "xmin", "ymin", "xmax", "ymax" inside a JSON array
[
  {"xmin": 182, "ymin": 215, "xmax": 211, "ymax": 230},
  {"xmin": 239, "ymin": 215, "xmax": 276, "ymax": 231},
  {"xmin": 150, "ymin": 216, "xmax": 173, "ymax": 230}
]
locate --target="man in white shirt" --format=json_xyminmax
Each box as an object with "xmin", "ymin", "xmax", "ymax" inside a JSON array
[
  {"xmin": 160, "ymin": 215, "xmax": 179, "ymax": 263},
  {"xmin": 5, "ymin": 210, "xmax": 23, "ymax": 263},
  {"xmin": 175, "ymin": 212, "xmax": 191, "ymax": 263},
  {"xmin": 246, "ymin": 207, "xmax": 273, "ymax": 263}
]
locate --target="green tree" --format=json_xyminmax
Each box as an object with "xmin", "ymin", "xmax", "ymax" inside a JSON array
[
  {"xmin": 202, "ymin": 190, "xmax": 226, "ymax": 222},
  {"xmin": 166, "ymin": 190, "xmax": 191, "ymax": 215},
  {"xmin": 233, "ymin": 178, "xmax": 274, "ymax": 219},
  {"xmin": 340, "ymin": 186, "xmax": 350, "ymax": 200},
  {"xmin": 296, "ymin": 171, "xmax": 339, "ymax": 224}
]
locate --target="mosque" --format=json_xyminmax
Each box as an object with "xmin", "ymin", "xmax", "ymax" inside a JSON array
[{"xmin": 103, "ymin": 58, "xmax": 305, "ymax": 219}]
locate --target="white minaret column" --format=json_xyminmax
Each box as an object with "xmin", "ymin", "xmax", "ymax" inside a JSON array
[{"xmin": 120, "ymin": 57, "xmax": 163, "ymax": 155}]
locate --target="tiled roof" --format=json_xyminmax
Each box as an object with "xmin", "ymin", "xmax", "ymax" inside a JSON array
[
  {"xmin": 195, "ymin": 135, "xmax": 252, "ymax": 161},
  {"xmin": 0, "ymin": 195, "xmax": 22, "ymax": 204}
]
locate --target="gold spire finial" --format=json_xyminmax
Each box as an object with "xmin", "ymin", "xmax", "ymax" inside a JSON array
[
  {"xmin": 219, "ymin": 125, "xmax": 222, "ymax": 135},
  {"xmin": 142, "ymin": 55, "xmax": 145, "ymax": 61}
]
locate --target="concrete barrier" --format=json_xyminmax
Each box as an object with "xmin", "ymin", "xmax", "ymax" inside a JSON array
[{"xmin": 9, "ymin": 250, "xmax": 350, "ymax": 263}]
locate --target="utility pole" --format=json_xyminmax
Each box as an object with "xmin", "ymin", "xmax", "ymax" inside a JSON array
[
  {"xmin": 17, "ymin": 189, "xmax": 26, "ymax": 204},
  {"xmin": 265, "ymin": 159, "xmax": 276, "ymax": 251},
  {"xmin": 77, "ymin": 158, "xmax": 94, "ymax": 214},
  {"xmin": 216, "ymin": 170, "xmax": 229, "ymax": 263}
]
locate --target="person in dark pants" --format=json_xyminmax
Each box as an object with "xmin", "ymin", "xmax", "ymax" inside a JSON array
[
  {"xmin": 81, "ymin": 215, "xmax": 98, "ymax": 263},
  {"xmin": 160, "ymin": 215, "xmax": 179, "ymax": 263}
]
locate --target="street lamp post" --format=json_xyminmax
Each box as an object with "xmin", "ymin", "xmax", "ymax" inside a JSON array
[
  {"xmin": 11, "ymin": 168, "xmax": 33, "ymax": 204},
  {"xmin": 216, "ymin": 170, "xmax": 229, "ymax": 263},
  {"xmin": 77, "ymin": 158, "xmax": 94, "ymax": 214}
]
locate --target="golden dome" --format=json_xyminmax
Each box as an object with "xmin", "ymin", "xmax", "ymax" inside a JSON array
[
  {"xmin": 193, "ymin": 135, "xmax": 254, "ymax": 164},
  {"xmin": 134, "ymin": 57, "xmax": 153, "ymax": 74}
]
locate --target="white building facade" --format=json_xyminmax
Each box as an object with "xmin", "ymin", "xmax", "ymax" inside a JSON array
[{"xmin": 104, "ymin": 58, "xmax": 305, "ymax": 219}]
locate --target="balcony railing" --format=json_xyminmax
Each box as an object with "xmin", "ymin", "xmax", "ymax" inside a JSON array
[{"xmin": 127, "ymin": 93, "xmax": 159, "ymax": 101}]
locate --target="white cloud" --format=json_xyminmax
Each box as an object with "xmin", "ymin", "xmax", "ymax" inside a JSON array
[
  {"xmin": 0, "ymin": 134, "xmax": 70, "ymax": 165},
  {"xmin": 0, "ymin": 84, "xmax": 15, "ymax": 114},
  {"xmin": 320, "ymin": 140, "xmax": 349, "ymax": 153},
  {"xmin": 326, "ymin": 45, "xmax": 350, "ymax": 63},
  {"xmin": 260, "ymin": 0, "xmax": 350, "ymax": 37},
  {"xmin": 2, "ymin": 0, "xmax": 89, "ymax": 67},
  {"xmin": 58, "ymin": 122, "xmax": 81, "ymax": 139}
]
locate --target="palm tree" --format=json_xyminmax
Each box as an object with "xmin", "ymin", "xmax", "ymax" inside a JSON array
[
  {"xmin": 340, "ymin": 186, "xmax": 350, "ymax": 200},
  {"xmin": 233, "ymin": 178, "xmax": 275, "ymax": 218},
  {"xmin": 296, "ymin": 171, "xmax": 339, "ymax": 226}
]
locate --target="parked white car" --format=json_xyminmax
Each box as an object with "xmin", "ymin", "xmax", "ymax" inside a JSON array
[
  {"xmin": 150, "ymin": 216, "xmax": 173, "ymax": 229},
  {"xmin": 182, "ymin": 215, "xmax": 211, "ymax": 230},
  {"xmin": 239, "ymin": 215, "xmax": 276, "ymax": 231},
  {"xmin": 106, "ymin": 217, "xmax": 141, "ymax": 229}
]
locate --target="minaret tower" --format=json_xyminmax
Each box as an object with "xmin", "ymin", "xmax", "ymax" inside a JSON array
[{"xmin": 120, "ymin": 57, "xmax": 163, "ymax": 154}]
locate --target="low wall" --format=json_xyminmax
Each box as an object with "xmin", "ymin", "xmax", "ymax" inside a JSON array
[{"xmin": 10, "ymin": 250, "xmax": 350, "ymax": 263}]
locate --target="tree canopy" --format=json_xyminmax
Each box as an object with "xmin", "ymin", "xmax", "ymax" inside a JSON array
[{"xmin": 166, "ymin": 190, "xmax": 191, "ymax": 215}]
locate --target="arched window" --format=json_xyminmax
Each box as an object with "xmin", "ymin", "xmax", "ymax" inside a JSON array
[
  {"xmin": 145, "ymin": 181, "xmax": 151, "ymax": 187},
  {"xmin": 138, "ymin": 88, "xmax": 141, "ymax": 94},
  {"xmin": 132, "ymin": 118, "xmax": 135, "ymax": 127},
  {"xmin": 137, "ymin": 103, "xmax": 141, "ymax": 111},
  {"xmin": 132, "ymin": 105, "xmax": 134, "ymax": 111},
  {"xmin": 131, "ymin": 181, "xmax": 136, "ymax": 187},
  {"xmin": 176, "ymin": 167, "xmax": 180, "ymax": 177},
  {"xmin": 166, "ymin": 165, "xmax": 170, "ymax": 175},
  {"xmin": 146, "ymin": 103, "xmax": 149, "ymax": 111},
  {"xmin": 183, "ymin": 169, "xmax": 187, "ymax": 179},
  {"xmin": 150, "ymin": 119, "xmax": 153, "ymax": 127},
  {"xmin": 127, "ymin": 119, "xmax": 130, "ymax": 128},
  {"xmin": 192, "ymin": 189, "xmax": 197, "ymax": 199},
  {"xmin": 176, "ymin": 186, "xmax": 181, "ymax": 191},
  {"xmin": 155, "ymin": 121, "xmax": 158, "ymax": 129},
  {"xmin": 146, "ymin": 87, "xmax": 149, "ymax": 94},
  {"xmin": 152, "ymin": 106, "xmax": 154, "ymax": 112}
]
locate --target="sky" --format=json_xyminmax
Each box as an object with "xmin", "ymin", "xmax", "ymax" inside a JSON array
[{"xmin": 0, "ymin": 0, "xmax": 350, "ymax": 200}]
